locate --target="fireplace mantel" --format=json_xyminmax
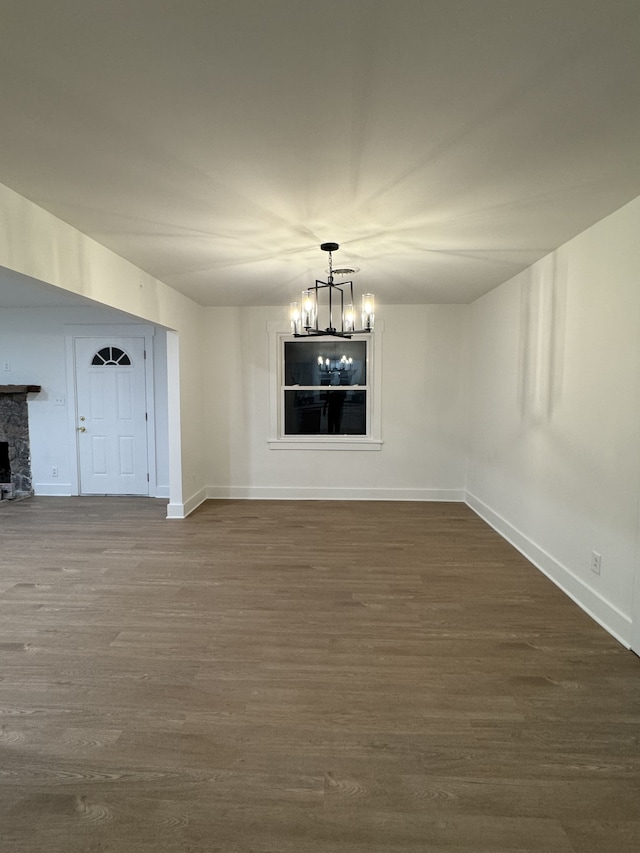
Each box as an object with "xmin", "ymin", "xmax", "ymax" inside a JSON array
[{"xmin": 0, "ymin": 385, "xmax": 41, "ymax": 394}]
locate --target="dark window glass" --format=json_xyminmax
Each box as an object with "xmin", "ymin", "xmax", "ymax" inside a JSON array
[
  {"xmin": 284, "ymin": 340, "xmax": 366, "ymax": 387},
  {"xmin": 91, "ymin": 346, "xmax": 132, "ymax": 366},
  {"xmin": 284, "ymin": 390, "xmax": 366, "ymax": 435}
]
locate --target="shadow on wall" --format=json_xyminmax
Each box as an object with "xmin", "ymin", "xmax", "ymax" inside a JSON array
[{"xmin": 518, "ymin": 254, "xmax": 567, "ymax": 424}]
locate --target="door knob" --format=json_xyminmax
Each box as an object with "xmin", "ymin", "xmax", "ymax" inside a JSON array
[{"xmin": 76, "ymin": 426, "xmax": 86, "ymax": 432}]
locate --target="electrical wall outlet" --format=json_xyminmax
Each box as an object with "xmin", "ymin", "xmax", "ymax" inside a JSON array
[
  {"xmin": 591, "ymin": 551, "xmax": 602, "ymax": 575},
  {"xmin": 3, "ymin": 361, "xmax": 11, "ymax": 371},
  {"xmin": 51, "ymin": 466, "xmax": 59, "ymax": 478}
]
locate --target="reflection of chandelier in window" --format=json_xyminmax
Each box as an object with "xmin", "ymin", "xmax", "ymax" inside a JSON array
[
  {"xmin": 290, "ymin": 243, "xmax": 375, "ymax": 338},
  {"xmin": 318, "ymin": 355, "xmax": 353, "ymax": 372},
  {"xmin": 317, "ymin": 355, "xmax": 354, "ymax": 385}
]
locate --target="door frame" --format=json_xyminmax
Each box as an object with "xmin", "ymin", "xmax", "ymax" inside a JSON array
[{"xmin": 64, "ymin": 324, "xmax": 158, "ymax": 497}]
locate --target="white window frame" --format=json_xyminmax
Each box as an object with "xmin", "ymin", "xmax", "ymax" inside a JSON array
[{"xmin": 268, "ymin": 321, "xmax": 383, "ymax": 451}]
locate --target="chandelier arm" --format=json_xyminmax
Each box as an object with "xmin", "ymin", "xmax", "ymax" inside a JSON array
[
  {"xmin": 293, "ymin": 329, "xmax": 353, "ymax": 339},
  {"xmin": 328, "ymin": 277, "xmax": 333, "ymax": 332}
]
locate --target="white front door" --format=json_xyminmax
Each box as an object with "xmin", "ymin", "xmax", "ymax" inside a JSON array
[{"xmin": 74, "ymin": 337, "xmax": 149, "ymax": 495}]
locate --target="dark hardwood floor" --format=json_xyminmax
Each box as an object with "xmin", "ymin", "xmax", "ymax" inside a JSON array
[{"xmin": 1, "ymin": 497, "xmax": 639, "ymax": 852}]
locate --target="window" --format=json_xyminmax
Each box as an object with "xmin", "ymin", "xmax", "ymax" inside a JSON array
[
  {"xmin": 283, "ymin": 340, "xmax": 367, "ymax": 436},
  {"xmin": 268, "ymin": 324, "xmax": 383, "ymax": 451},
  {"xmin": 91, "ymin": 346, "xmax": 132, "ymax": 366}
]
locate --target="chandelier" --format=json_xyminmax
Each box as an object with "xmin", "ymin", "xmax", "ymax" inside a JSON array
[{"xmin": 290, "ymin": 243, "xmax": 375, "ymax": 338}]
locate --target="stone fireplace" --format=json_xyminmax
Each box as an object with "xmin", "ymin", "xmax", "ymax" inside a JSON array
[{"xmin": 0, "ymin": 385, "xmax": 41, "ymax": 500}]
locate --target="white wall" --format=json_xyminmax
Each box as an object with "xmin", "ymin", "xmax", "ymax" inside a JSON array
[
  {"xmin": 0, "ymin": 182, "xmax": 206, "ymax": 515},
  {"xmin": 467, "ymin": 195, "xmax": 640, "ymax": 648},
  {"xmin": 0, "ymin": 305, "xmax": 170, "ymax": 497},
  {"xmin": 204, "ymin": 304, "xmax": 469, "ymax": 499}
]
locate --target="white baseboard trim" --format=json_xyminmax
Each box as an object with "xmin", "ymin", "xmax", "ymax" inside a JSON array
[
  {"xmin": 465, "ymin": 491, "xmax": 632, "ymax": 648},
  {"xmin": 36, "ymin": 484, "xmax": 174, "ymax": 502},
  {"xmin": 34, "ymin": 483, "xmax": 74, "ymax": 496},
  {"xmin": 166, "ymin": 487, "xmax": 208, "ymax": 519},
  {"xmin": 205, "ymin": 486, "xmax": 466, "ymax": 502},
  {"xmin": 166, "ymin": 502, "xmax": 186, "ymax": 519}
]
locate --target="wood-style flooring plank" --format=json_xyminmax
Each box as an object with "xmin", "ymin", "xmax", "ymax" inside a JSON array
[{"xmin": 1, "ymin": 496, "xmax": 640, "ymax": 852}]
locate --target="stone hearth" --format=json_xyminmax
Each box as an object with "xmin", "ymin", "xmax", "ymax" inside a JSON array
[{"xmin": 0, "ymin": 385, "xmax": 42, "ymax": 501}]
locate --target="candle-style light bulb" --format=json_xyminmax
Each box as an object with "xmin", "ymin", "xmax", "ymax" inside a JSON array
[
  {"xmin": 289, "ymin": 302, "xmax": 302, "ymax": 335},
  {"xmin": 343, "ymin": 303, "xmax": 355, "ymax": 333},
  {"xmin": 302, "ymin": 290, "xmax": 317, "ymax": 330},
  {"xmin": 361, "ymin": 293, "xmax": 375, "ymax": 331}
]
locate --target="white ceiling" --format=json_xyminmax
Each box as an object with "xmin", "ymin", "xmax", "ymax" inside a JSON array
[{"xmin": 1, "ymin": 0, "xmax": 640, "ymax": 308}]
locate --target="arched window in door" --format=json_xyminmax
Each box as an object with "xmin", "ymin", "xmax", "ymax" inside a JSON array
[{"xmin": 91, "ymin": 346, "xmax": 132, "ymax": 366}]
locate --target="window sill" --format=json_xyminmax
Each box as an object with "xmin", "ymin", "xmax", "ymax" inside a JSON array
[{"xmin": 268, "ymin": 438, "xmax": 383, "ymax": 451}]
